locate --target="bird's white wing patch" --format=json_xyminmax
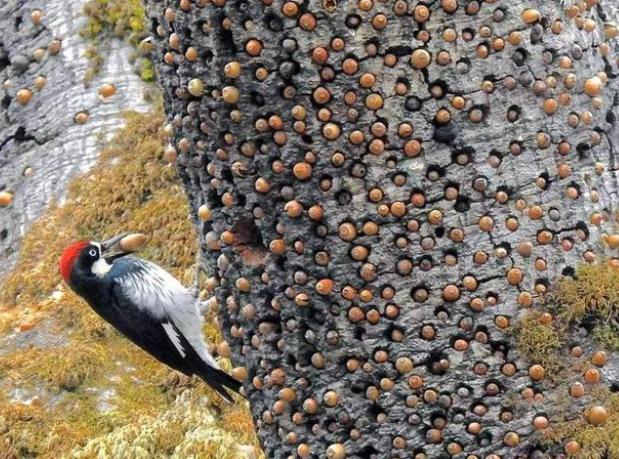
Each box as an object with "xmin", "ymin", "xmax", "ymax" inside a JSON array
[
  {"xmin": 116, "ymin": 258, "xmax": 220, "ymax": 369},
  {"xmin": 162, "ymin": 322, "xmax": 186, "ymax": 358}
]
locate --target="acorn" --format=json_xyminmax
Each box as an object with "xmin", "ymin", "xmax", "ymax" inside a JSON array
[
  {"xmin": 98, "ymin": 83, "xmax": 116, "ymax": 98},
  {"xmin": 31, "ymin": 9, "xmax": 44, "ymax": 25},
  {"xmin": 0, "ymin": 191, "xmax": 13, "ymax": 207},
  {"xmin": 326, "ymin": 443, "xmax": 346, "ymax": 459},
  {"xmin": 198, "ymin": 205, "xmax": 213, "ymax": 221},
  {"xmin": 73, "ymin": 111, "xmax": 90, "ymax": 124},
  {"xmin": 587, "ymin": 406, "xmax": 609, "ymax": 426},
  {"xmin": 316, "ymin": 279, "xmax": 335, "ymax": 295},
  {"xmin": 188, "ymin": 79, "xmax": 205, "ymax": 97},
  {"xmin": 119, "ymin": 233, "xmax": 147, "ymax": 252},
  {"xmin": 16, "ymin": 89, "xmax": 33, "ymax": 105}
]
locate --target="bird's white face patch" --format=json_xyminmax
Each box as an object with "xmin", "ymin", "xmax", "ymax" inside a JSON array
[
  {"xmin": 90, "ymin": 241, "xmax": 112, "ymax": 278},
  {"xmin": 162, "ymin": 322, "xmax": 186, "ymax": 358}
]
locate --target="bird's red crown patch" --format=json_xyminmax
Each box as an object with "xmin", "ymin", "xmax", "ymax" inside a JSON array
[{"xmin": 59, "ymin": 241, "xmax": 89, "ymax": 283}]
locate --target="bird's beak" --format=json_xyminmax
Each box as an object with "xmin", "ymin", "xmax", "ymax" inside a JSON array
[{"xmin": 101, "ymin": 233, "xmax": 131, "ymax": 263}]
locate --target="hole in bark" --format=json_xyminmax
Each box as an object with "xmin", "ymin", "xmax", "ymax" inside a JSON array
[
  {"xmin": 1, "ymin": 95, "xmax": 10, "ymax": 109},
  {"xmin": 264, "ymin": 12, "xmax": 283, "ymax": 31},
  {"xmin": 386, "ymin": 46, "xmax": 413, "ymax": 57},
  {"xmin": 337, "ymin": 190, "xmax": 352, "ymax": 205},
  {"xmin": 0, "ymin": 229, "xmax": 7, "ymax": 240},
  {"xmin": 512, "ymin": 48, "xmax": 529, "ymax": 66},
  {"xmin": 149, "ymin": 18, "xmax": 159, "ymax": 34},
  {"xmin": 0, "ymin": 51, "xmax": 8, "ymax": 71},
  {"xmin": 462, "ymin": 27, "xmax": 475, "ymax": 40},
  {"xmin": 426, "ymin": 165, "xmax": 444, "ymax": 181},
  {"xmin": 358, "ymin": 446, "xmax": 380, "ymax": 457},
  {"xmin": 430, "ymin": 80, "xmax": 449, "ymax": 99},
  {"xmin": 345, "ymin": 14, "xmax": 362, "ymax": 29},
  {"xmin": 405, "ymin": 96, "xmax": 422, "ymax": 112},
  {"xmin": 14, "ymin": 16, "xmax": 22, "ymax": 30},
  {"xmin": 434, "ymin": 227, "xmax": 445, "ymax": 238},
  {"xmin": 454, "ymin": 196, "xmax": 470, "ymax": 212},
  {"xmin": 451, "ymin": 146, "xmax": 474, "ymax": 165},
  {"xmin": 507, "ymin": 105, "xmax": 520, "ymax": 122},
  {"xmin": 250, "ymin": 92, "xmax": 265, "ymax": 106},
  {"xmin": 426, "ymin": 351, "xmax": 449, "ymax": 375},
  {"xmin": 562, "ymin": 266, "xmax": 575, "ymax": 277}
]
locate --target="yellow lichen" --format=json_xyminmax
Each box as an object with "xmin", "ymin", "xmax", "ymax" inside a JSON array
[
  {"xmin": 550, "ymin": 263, "xmax": 619, "ymax": 323},
  {"xmin": 512, "ymin": 310, "xmax": 565, "ymax": 378},
  {"xmin": 0, "ymin": 108, "xmax": 260, "ymax": 457},
  {"xmin": 545, "ymin": 389, "xmax": 619, "ymax": 459}
]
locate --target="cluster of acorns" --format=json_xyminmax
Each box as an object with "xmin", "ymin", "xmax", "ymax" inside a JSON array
[{"xmin": 147, "ymin": 0, "xmax": 619, "ymax": 457}]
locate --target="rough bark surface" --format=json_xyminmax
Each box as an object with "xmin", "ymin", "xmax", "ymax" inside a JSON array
[
  {"xmin": 144, "ymin": 0, "xmax": 619, "ymax": 457},
  {"xmin": 0, "ymin": 0, "xmax": 151, "ymax": 278}
]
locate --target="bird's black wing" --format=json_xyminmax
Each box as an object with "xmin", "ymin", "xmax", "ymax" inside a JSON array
[{"xmin": 85, "ymin": 277, "xmax": 242, "ymax": 402}]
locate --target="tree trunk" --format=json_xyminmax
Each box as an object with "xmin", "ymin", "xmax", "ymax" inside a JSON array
[{"xmin": 143, "ymin": 0, "xmax": 619, "ymax": 457}]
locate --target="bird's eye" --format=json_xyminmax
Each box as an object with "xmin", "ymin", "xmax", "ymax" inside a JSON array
[{"xmin": 89, "ymin": 249, "xmax": 97, "ymax": 258}]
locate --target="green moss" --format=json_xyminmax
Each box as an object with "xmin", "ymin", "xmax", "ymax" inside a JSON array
[
  {"xmin": 80, "ymin": 0, "xmax": 150, "ymax": 83},
  {"xmin": 81, "ymin": 0, "xmax": 146, "ymax": 45},
  {"xmin": 139, "ymin": 58, "xmax": 156, "ymax": 82},
  {"xmin": 83, "ymin": 46, "xmax": 104, "ymax": 86},
  {"xmin": 546, "ymin": 389, "xmax": 619, "ymax": 459},
  {"xmin": 513, "ymin": 310, "xmax": 565, "ymax": 378},
  {"xmin": 549, "ymin": 263, "xmax": 619, "ymax": 350}
]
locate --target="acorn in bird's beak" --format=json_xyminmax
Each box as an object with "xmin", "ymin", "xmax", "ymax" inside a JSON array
[{"xmin": 101, "ymin": 233, "xmax": 147, "ymax": 263}]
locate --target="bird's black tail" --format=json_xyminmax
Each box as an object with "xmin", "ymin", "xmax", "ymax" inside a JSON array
[{"xmin": 199, "ymin": 365, "xmax": 245, "ymax": 404}]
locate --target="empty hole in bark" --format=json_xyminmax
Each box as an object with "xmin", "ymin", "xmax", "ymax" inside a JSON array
[
  {"xmin": 301, "ymin": 134, "xmax": 313, "ymax": 144},
  {"xmin": 0, "ymin": 52, "xmax": 8, "ymax": 71},
  {"xmin": 607, "ymin": 108, "xmax": 617, "ymax": 124},
  {"xmin": 576, "ymin": 141, "xmax": 591, "ymax": 160},
  {"xmin": 405, "ymin": 96, "xmax": 422, "ymax": 112},
  {"xmin": 350, "ymin": 161, "xmax": 367, "ymax": 178},
  {"xmin": 218, "ymin": 27, "xmax": 237, "ymax": 54},
  {"xmin": 434, "ymin": 227, "xmax": 445, "ymax": 238},
  {"xmin": 263, "ymin": 12, "xmax": 283, "ymax": 31},
  {"xmin": 14, "ymin": 15, "xmax": 22, "ymax": 30},
  {"xmin": 477, "ymin": 430, "xmax": 493, "ymax": 446},
  {"xmin": 1, "ymin": 95, "xmax": 10, "ymax": 109},
  {"xmin": 454, "ymin": 196, "xmax": 470, "ymax": 212},
  {"xmin": 0, "ymin": 229, "xmax": 7, "ymax": 240},
  {"xmin": 512, "ymin": 48, "xmax": 529, "ymax": 66},
  {"xmin": 358, "ymin": 446, "xmax": 380, "ymax": 457},
  {"xmin": 354, "ymin": 326, "xmax": 366, "ymax": 340},
  {"xmin": 561, "ymin": 266, "xmax": 576, "ymax": 277},
  {"xmin": 336, "ymin": 190, "xmax": 352, "ymax": 205},
  {"xmin": 221, "ymin": 167, "xmax": 233, "ymax": 182},
  {"xmin": 610, "ymin": 383, "xmax": 619, "ymax": 393},
  {"xmin": 251, "ymin": 91, "xmax": 265, "ymax": 106},
  {"xmin": 149, "ymin": 18, "xmax": 159, "ymax": 34},
  {"xmin": 202, "ymin": 49, "xmax": 214, "ymax": 63},
  {"xmin": 230, "ymin": 217, "xmax": 267, "ymax": 266}
]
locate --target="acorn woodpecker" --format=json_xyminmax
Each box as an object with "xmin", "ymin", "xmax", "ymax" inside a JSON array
[{"xmin": 59, "ymin": 234, "xmax": 243, "ymax": 403}]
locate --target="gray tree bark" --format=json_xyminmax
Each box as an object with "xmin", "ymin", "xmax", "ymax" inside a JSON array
[
  {"xmin": 0, "ymin": 0, "xmax": 151, "ymax": 278},
  {"xmin": 144, "ymin": 0, "xmax": 619, "ymax": 457}
]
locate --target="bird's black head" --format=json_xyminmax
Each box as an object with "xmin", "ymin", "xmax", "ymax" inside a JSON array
[{"xmin": 59, "ymin": 235, "xmax": 132, "ymax": 285}]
